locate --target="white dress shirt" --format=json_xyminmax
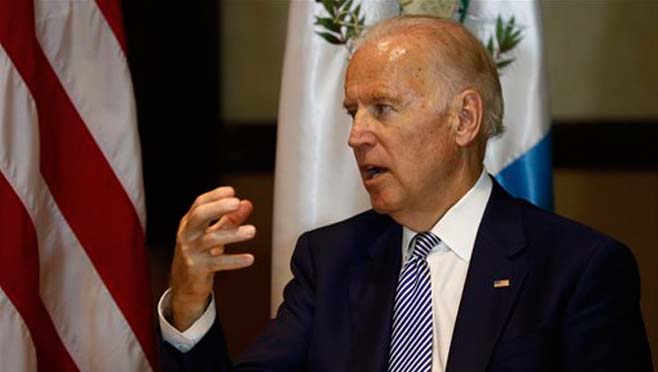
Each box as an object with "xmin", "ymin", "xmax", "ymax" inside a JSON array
[{"xmin": 159, "ymin": 170, "xmax": 493, "ymax": 372}]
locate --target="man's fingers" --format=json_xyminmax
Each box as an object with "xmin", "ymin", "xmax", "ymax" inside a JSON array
[
  {"xmin": 209, "ymin": 200, "xmax": 254, "ymax": 231},
  {"xmin": 195, "ymin": 225, "xmax": 256, "ymax": 252},
  {"xmin": 190, "ymin": 186, "xmax": 235, "ymax": 210},
  {"xmin": 184, "ymin": 198, "xmax": 241, "ymax": 238},
  {"xmin": 207, "ymin": 253, "xmax": 254, "ymax": 271},
  {"xmin": 226, "ymin": 200, "xmax": 253, "ymax": 226},
  {"xmin": 209, "ymin": 246, "xmax": 224, "ymax": 256}
]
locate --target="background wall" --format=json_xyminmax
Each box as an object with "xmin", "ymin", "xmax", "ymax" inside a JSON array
[
  {"xmin": 543, "ymin": 1, "xmax": 658, "ymax": 119},
  {"xmin": 218, "ymin": 0, "xmax": 658, "ymax": 122},
  {"xmin": 220, "ymin": 0, "xmax": 288, "ymax": 122},
  {"xmin": 128, "ymin": 0, "xmax": 658, "ymax": 367}
]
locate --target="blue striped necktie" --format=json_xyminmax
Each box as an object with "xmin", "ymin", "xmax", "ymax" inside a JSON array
[{"xmin": 388, "ymin": 232, "xmax": 439, "ymax": 372}]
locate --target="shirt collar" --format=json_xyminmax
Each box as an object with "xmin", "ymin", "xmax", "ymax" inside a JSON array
[{"xmin": 402, "ymin": 169, "xmax": 492, "ymax": 262}]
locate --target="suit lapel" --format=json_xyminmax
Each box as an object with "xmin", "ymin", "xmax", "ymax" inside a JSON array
[
  {"xmin": 347, "ymin": 216, "xmax": 402, "ymax": 372},
  {"xmin": 446, "ymin": 180, "xmax": 529, "ymax": 372}
]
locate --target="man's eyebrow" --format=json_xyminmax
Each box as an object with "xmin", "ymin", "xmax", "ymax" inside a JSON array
[
  {"xmin": 372, "ymin": 91, "xmax": 402, "ymax": 103},
  {"xmin": 342, "ymin": 90, "xmax": 403, "ymax": 110}
]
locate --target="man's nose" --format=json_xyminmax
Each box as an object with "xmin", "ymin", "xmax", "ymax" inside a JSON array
[{"xmin": 348, "ymin": 112, "xmax": 376, "ymax": 149}]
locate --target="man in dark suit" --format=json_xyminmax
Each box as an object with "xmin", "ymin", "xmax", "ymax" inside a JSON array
[{"xmin": 159, "ymin": 16, "xmax": 653, "ymax": 372}]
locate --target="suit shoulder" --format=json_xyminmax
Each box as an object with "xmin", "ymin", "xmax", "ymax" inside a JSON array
[
  {"xmin": 294, "ymin": 209, "xmax": 395, "ymax": 263},
  {"xmin": 516, "ymin": 198, "xmax": 632, "ymax": 261},
  {"xmin": 301, "ymin": 209, "xmax": 391, "ymax": 240},
  {"xmin": 520, "ymin": 199, "xmax": 615, "ymax": 241}
]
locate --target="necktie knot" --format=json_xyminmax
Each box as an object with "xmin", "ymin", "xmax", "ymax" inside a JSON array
[{"xmin": 411, "ymin": 232, "xmax": 439, "ymax": 260}]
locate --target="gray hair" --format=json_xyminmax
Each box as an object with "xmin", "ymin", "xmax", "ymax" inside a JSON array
[{"xmin": 354, "ymin": 15, "xmax": 505, "ymax": 138}]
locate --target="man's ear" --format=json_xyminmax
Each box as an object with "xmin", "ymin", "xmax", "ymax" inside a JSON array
[{"xmin": 452, "ymin": 89, "xmax": 483, "ymax": 147}]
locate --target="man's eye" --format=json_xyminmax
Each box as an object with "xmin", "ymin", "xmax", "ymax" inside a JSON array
[{"xmin": 373, "ymin": 104, "xmax": 393, "ymax": 118}]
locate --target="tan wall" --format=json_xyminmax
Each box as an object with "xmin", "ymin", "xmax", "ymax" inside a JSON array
[
  {"xmin": 220, "ymin": 0, "xmax": 658, "ymax": 121},
  {"xmin": 542, "ymin": 1, "xmax": 658, "ymax": 119},
  {"xmin": 220, "ymin": 0, "xmax": 289, "ymax": 122}
]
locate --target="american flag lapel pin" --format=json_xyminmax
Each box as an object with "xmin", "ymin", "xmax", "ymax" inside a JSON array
[{"xmin": 494, "ymin": 279, "xmax": 510, "ymax": 288}]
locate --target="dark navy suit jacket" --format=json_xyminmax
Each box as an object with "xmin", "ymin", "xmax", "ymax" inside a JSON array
[{"xmin": 162, "ymin": 180, "xmax": 653, "ymax": 372}]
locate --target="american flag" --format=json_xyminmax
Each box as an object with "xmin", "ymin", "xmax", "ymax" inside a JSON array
[{"xmin": 0, "ymin": 0, "xmax": 156, "ymax": 371}]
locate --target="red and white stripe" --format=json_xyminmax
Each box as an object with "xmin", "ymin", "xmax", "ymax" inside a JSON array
[{"xmin": 0, "ymin": 1, "xmax": 156, "ymax": 371}]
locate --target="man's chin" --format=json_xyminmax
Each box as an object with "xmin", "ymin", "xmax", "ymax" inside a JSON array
[{"xmin": 368, "ymin": 194, "xmax": 400, "ymax": 216}]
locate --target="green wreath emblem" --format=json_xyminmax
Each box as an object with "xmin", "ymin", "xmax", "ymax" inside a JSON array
[{"xmin": 314, "ymin": 0, "xmax": 523, "ymax": 72}]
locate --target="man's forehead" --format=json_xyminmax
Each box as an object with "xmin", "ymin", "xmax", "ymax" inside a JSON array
[
  {"xmin": 372, "ymin": 37, "xmax": 410, "ymax": 61},
  {"xmin": 354, "ymin": 33, "xmax": 421, "ymax": 59},
  {"xmin": 357, "ymin": 25, "xmax": 440, "ymax": 55},
  {"xmin": 346, "ymin": 35, "xmax": 433, "ymax": 91}
]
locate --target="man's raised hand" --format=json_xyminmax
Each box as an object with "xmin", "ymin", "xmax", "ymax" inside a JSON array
[{"xmin": 169, "ymin": 186, "xmax": 256, "ymax": 331}]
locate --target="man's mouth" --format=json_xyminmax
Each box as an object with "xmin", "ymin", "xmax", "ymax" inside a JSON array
[{"xmin": 364, "ymin": 166, "xmax": 388, "ymax": 180}]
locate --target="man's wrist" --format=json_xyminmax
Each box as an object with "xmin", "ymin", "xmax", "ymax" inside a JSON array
[
  {"xmin": 170, "ymin": 292, "xmax": 212, "ymax": 331},
  {"xmin": 159, "ymin": 289, "xmax": 217, "ymax": 353}
]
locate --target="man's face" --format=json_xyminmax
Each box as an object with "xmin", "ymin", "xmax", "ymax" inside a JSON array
[{"xmin": 344, "ymin": 35, "xmax": 461, "ymax": 221}]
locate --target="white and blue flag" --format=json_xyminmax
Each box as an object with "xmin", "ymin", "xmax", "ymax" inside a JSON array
[{"xmin": 472, "ymin": 1, "xmax": 554, "ymax": 210}]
